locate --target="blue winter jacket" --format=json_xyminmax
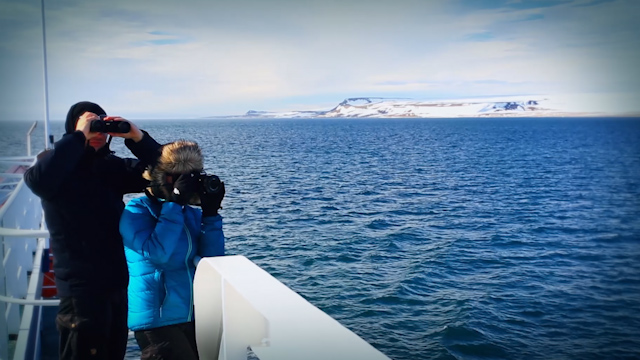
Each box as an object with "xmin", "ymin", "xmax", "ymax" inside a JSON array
[{"xmin": 120, "ymin": 195, "xmax": 224, "ymax": 331}]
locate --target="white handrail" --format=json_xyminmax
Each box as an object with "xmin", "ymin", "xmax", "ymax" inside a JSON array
[
  {"xmin": 0, "ymin": 226, "xmax": 55, "ymax": 306},
  {"xmin": 0, "ymin": 195, "xmax": 51, "ymax": 302},
  {"xmin": 0, "ymin": 157, "xmax": 38, "ymax": 161},
  {"xmin": 194, "ymin": 256, "xmax": 391, "ymax": 360},
  {"xmin": 0, "ymin": 173, "xmax": 27, "ymax": 179},
  {"xmin": 0, "ymin": 296, "xmax": 59, "ymax": 306},
  {"xmin": 0, "ymin": 229, "xmax": 50, "ymax": 238},
  {"xmin": 0, "ymin": 156, "xmax": 51, "ymax": 360},
  {"xmin": 0, "ymin": 181, "xmax": 20, "ymax": 187},
  {"xmin": 27, "ymin": 122, "xmax": 38, "ymax": 156},
  {"xmin": 13, "ymin": 238, "xmax": 53, "ymax": 359},
  {"xmin": 0, "ymin": 158, "xmax": 36, "ymax": 220}
]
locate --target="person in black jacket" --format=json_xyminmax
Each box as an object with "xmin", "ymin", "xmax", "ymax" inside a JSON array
[{"xmin": 24, "ymin": 101, "xmax": 161, "ymax": 360}]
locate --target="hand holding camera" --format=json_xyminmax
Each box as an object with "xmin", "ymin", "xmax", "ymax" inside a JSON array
[
  {"xmin": 164, "ymin": 172, "xmax": 225, "ymax": 213},
  {"xmin": 199, "ymin": 174, "xmax": 225, "ymax": 217},
  {"xmin": 168, "ymin": 173, "xmax": 199, "ymax": 206}
]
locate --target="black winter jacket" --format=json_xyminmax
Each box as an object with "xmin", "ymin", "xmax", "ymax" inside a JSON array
[{"xmin": 24, "ymin": 131, "xmax": 160, "ymax": 296}]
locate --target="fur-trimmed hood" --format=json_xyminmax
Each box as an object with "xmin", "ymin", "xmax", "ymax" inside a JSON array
[{"xmin": 144, "ymin": 140, "xmax": 203, "ymax": 203}]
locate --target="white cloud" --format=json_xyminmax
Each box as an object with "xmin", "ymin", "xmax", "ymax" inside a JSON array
[{"xmin": 1, "ymin": 0, "xmax": 638, "ymax": 120}]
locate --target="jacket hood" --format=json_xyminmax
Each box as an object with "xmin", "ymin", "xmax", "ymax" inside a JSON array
[{"xmin": 65, "ymin": 101, "xmax": 106, "ymax": 134}]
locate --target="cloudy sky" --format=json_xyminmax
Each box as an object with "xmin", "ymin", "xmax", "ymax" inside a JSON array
[{"xmin": 1, "ymin": 0, "xmax": 639, "ymax": 121}]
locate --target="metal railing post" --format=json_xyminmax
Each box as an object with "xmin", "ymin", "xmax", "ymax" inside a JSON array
[{"xmin": 27, "ymin": 122, "xmax": 38, "ymax": 157}]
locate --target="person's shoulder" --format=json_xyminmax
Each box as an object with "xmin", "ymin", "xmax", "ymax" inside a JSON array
[
  {"xmin": 126, "ymin": 194, "xmax": 164, "ymax": 216},
  {"xmin": 124, "ymin": 195, "xmax": 151, "ymax": 211}
]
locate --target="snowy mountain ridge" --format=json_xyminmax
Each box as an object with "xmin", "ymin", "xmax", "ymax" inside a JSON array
[{"xmin": 233, "ymin": 95, "xmax": 631, "ymax": 118}]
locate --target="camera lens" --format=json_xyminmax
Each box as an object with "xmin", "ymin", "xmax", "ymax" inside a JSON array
[{"xmin": 202, "ymin": 175, "xmax": 221, "ymax": 194}]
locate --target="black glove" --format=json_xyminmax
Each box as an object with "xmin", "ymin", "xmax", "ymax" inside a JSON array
[
  {"xmin": 168, "ymin": 173, "xmax": 198, "ymax": 206},
  {"xmin": 201, "ymin": 181, "xmax": 225, "ymax": 217}
]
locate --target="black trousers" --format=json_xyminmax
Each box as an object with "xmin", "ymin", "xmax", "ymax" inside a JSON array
[
  {"xmin": 134, "ymin": 321, "xmax": 199, "ymax": 360},
  {"xmin": 56, "ymin": 289, "xmax": 128, "ymax": 360}
]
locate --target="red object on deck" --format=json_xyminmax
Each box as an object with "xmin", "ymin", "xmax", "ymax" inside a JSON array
[{"xmin": 42, "ymin": 251, "xmax": 57, "ymax": 298}]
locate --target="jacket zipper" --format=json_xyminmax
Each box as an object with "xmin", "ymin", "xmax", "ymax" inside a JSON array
[
  {"xmin": 160, "ymin": 281, "xmax": 168, "ymax": 318},
  {"xmin": 184, "ymin": 224, "xmax": 194, "ymax": 322}
]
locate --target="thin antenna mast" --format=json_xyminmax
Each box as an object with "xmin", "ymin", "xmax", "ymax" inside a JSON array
[{"xmin": 40, "ymin": 0, "xmax": 51, "ymax": 149}]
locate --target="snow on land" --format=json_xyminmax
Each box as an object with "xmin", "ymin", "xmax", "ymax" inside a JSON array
[
  {"xmin": 235, "ymin": 94, "xmax": 637, "ymax": 119},
  {"xmin": 324, "ymin": 96, "xmax": 554, "ymax": 118}
]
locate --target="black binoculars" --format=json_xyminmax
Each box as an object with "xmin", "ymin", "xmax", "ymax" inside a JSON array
[{"xmin": 90, "ymin": 116, "xmax": 131, "ymax": 133}]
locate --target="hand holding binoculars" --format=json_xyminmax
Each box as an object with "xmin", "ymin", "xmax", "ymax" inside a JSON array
[{"xmin": 90, "ymin": 115, "xmax": 131, "ymax": 133}]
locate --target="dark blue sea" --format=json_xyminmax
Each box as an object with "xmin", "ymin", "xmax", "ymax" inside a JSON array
[{"xmin": 2, "ymin": 118, "xmax": 640, "ymax": 360}]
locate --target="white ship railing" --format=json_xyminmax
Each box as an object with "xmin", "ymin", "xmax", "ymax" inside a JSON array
[
  {"xmin": 195, "ymin": 256, "xmax": 391, "ymax": 360},
  {"xmin": 0, "ymin": 156, "xmax": 56, "ymax": 360},
  {"xmin": 1, "ymin": 158, "xmax": 391, "ymax": 360}
]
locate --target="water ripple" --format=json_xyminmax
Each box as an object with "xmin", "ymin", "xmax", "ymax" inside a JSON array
[{"xmin": 4, "ymin": 118, "xmax": 639, "ymax": 360}]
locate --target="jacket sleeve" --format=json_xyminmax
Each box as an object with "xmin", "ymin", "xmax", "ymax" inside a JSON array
[
  {"xmin": 197, "ymin": 214, "xmax": 225, "ymax": 260},
  {"xmin": 23, "ymin": 132, "xmax": 87, "ymax": 200},
  {"xmin": 120, "ymin": 199, "xmax": 187, "ymax": 266},
  {"xmin": 116, "ymin": 157, "xmax": 152, "ymax": 195},
  {"xmin": 124, "ymin": 130, "xmax": 161, "ymax": 166},
  {"xmin": 117, "ymin": 131, "xmax": 162, "ymax": 194}
]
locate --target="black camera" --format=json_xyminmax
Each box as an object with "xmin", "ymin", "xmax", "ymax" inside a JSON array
[
  {"xmin": 198, "ymin": 173, "xmax": 222, "ymax": 195},
  {"xmin": 90, "ymin": 115, "xmax": 131, "ymax": 133}
]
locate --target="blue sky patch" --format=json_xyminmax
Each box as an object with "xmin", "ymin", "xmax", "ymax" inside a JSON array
[
  {"xmin": 465, "ymin": 31, "xmax": 495, "ymax": 42},
  {"xmin": 458, "ymin": 0, "xmax": 572, "ymax": 10}
]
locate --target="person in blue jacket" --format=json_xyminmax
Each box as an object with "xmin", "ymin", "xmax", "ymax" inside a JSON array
[{"xmin": 119, "ymin": 140, "xmax": 225, "ymax": 360}]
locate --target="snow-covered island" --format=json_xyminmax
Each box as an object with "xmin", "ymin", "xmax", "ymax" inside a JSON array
[{"xmin": 221, "ymin": 95, "xmax": 638, "ymax": 118}]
